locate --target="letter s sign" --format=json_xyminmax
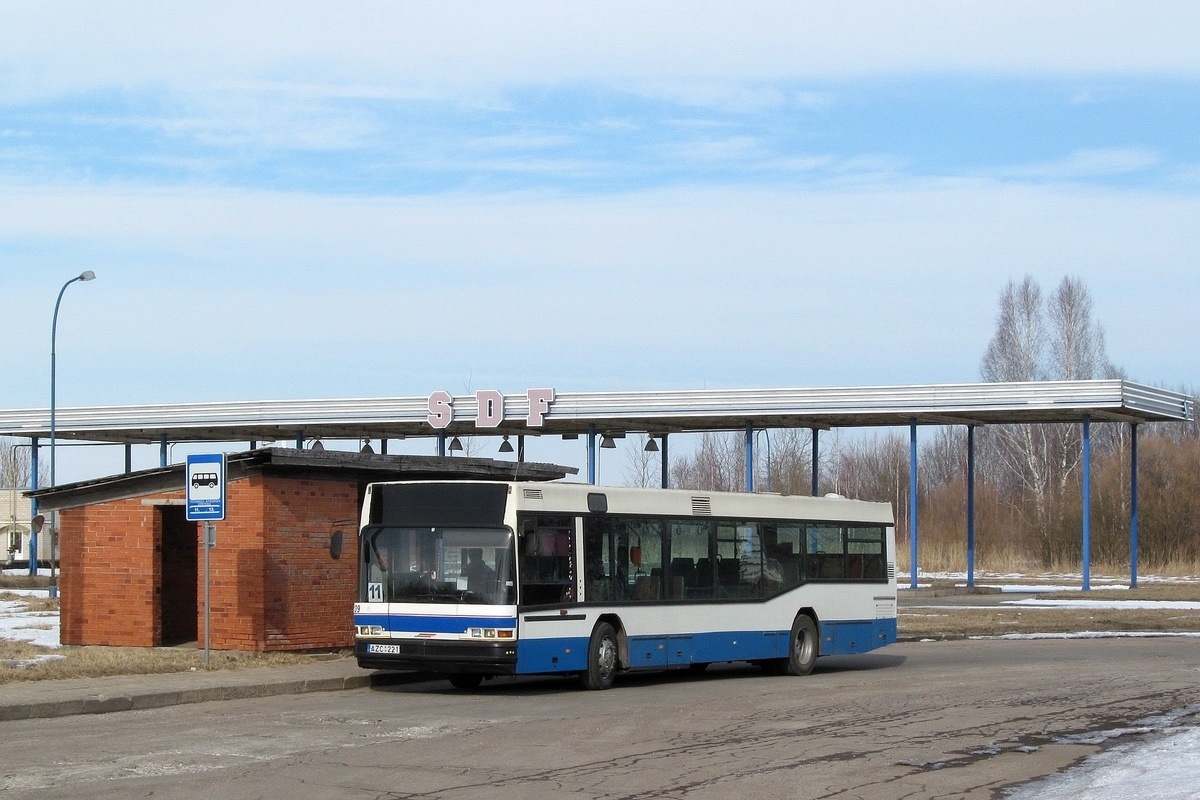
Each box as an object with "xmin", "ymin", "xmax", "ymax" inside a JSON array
[{"xmin": 427, "ymin": 390, "xmax": 454, "ymax": 429}]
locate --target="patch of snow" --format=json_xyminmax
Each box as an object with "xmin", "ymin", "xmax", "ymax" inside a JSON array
[
  {"xmin": 971, "ymin": 631, "xmax": 1200, "ymax": 641},
  {"xmin": 979, "ymin": 584, "xmax": 1129, "ymax": 594},
  {"xmin": 1005, "ymin": 726, "xmax": 1200, "ymax": 799},
  {"xmin": 0, "ymin": 599, "xmax": 61, "ymax": 649},
  {"xmin": 1005, "ymin": 598, "xmax": 1200, "ymax": 610}
]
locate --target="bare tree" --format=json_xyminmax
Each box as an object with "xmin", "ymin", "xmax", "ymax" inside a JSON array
[
  {"xmin": 979, "ymin": 275, "xmax": 1122, "ymax": 562},
  {"xmin": 1, "ymin": 437, "xmax": 47, "ymax": 488},
  {"xmin": 1046, "ymin": 276, "xmax": 1113, "ymax": 381},
  {"xmin": 755, "ymin": 428, "xmax": 813, "ymax": 495},
  {"xmin": 622, "ymin": 434, "xmax": 659, "ymax": 488},
  {"xmin": 981, "ymin": 276, "xmax": 1045, "ymax": 384},
  {"xmin": 670, "ymin": 433, "xmax": 745, "ymax": 492}
]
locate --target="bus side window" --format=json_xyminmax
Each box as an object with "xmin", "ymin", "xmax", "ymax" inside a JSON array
[
  {"xmin": 848, "ymin": 526, "xmax": 887, "ymax": 581},
  {"xmin": 628, "ymin": 519, "xmax": 664, "ymax": 601},
  {"xmin": 518, "ymin": 515, "xmax": 576, "ymax": 606},
  {"xmin": 766, "ymin": 524, "xmax": 805, "ymax": 589},
  {"xmin": 807, "ymin": 525, "xmax": 845, "ymax": 581}
]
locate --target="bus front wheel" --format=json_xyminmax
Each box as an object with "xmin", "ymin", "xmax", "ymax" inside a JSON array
[
  {"xmin": 784, "ymin": 614, "xmax": 819, "ymax": 676},
  {"xmin": 579, "ymin": 622, "xmax": 619, "ymax": 690}
]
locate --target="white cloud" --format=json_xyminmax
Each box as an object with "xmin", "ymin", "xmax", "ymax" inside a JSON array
[
  {"xmin": 2, "ymin": 177, "xmax": 1198, "ymax": 408},
  {"xmin": 2, "ymin": 3, "xmax": 1198, "ymax": 103},
  {"xmin": 994, "ymin": 148, "xmax": 1161, "ymax": 181}
]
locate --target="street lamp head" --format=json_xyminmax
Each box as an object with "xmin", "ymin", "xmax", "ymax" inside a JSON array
[{"xmin": 79, "ymin": 271, "xmax": 96, "ymax": 281}]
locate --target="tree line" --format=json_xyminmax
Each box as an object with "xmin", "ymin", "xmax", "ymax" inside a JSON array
[{"xmin": 630, "ymin": 277, "xmax": 1198, "ymax": 574}]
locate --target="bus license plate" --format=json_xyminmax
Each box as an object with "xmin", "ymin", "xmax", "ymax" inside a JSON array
[{"xmin": 367, "ymin": 643, "xmax": 402, "ymax": 654}]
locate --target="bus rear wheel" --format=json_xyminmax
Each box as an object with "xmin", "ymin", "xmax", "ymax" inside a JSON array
[
  {"xmin": 784, "ymin": 614, "xmax": 819, "ymax": 676},
  {"xmin": 448, "ymin": 674, "xmax": 484, "ymax": 690},
  {"xmin": 579, "ymin": 622, "xmax": 619, "ymax": 690}
]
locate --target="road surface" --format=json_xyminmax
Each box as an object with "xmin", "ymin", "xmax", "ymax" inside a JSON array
[{"xmin": 2, "ymin": 637, "xmax": 1198, "ymax": 799}]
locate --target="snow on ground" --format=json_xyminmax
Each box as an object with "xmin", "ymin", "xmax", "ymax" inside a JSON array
[
  {"xmin": 0, "ymin": 598, "xmax": 60, "ymax": 650},
  {"xmin": 0, "ymin": 592, "xmax": 62, "ymax": 667},
  {"xmin": 974, "ymin": 631, "xmax": 1200, "ymax": 641},
  {"xmin": 901, "ymin": 570, "xmax": 1200, "ymax": 589},
  {"xmin": 1007, "ymin": 597, "xmax": 1200, "ymax": 610},
  {"xmin": 1005, "ymin": 707, "xmax": 1200, "ymax": 799},
  {"xmin": 2, "ymin": 568, "xmax": 53, "ymax": 577}
]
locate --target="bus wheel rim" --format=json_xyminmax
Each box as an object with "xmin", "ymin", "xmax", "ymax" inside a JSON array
[{"xmin": 597, "ymin": 637, "xmax": 616, "ymax": 677}]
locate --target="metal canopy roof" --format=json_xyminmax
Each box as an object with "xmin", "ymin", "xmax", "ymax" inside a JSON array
[{"xmin": 0, "ymin": 381, "xmax": 1191, "ymax": 445}]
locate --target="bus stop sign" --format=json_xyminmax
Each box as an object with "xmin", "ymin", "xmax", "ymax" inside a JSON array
[{"xmin": 186, "ymin": 453, "xmax": 226, "ymax": 521}]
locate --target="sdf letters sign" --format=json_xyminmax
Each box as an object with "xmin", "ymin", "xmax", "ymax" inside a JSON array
[{"xmin": 425, "ymin": 387, "xmax": 555, "ymax": 430}]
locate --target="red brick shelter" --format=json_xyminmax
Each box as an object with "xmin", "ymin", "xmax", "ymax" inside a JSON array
[{"xmin": 30, "ymin": 449, "xmax": 570, "ymax": 651}]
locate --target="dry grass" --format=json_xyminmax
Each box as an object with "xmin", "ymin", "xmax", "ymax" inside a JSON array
[
  {"xmin": 0, "ymin": 575, "xmax": 50, "ymax": 590},
  {"xmin": 900, "ymin": 606, "xmax": 1200, "ymax": 639},
  {"xmin": 900, "ymin": 581, "xmax": 1200, "ymax": 639},
  {"xmin": 1044, "ymin": 583, "xmax": 1200, "ymax": 601},
  {"xmin": 895, "ymin": 540, "xmax": 1200, "ymax": 579},
  {"xmin": 0, "ymin": 592, "xmax": 349, "ymax": 685},
  {"xmin": 0, "ymin": 645, "xmax": 338, "ymax": 685}
]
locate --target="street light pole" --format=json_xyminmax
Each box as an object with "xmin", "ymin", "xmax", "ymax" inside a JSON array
[{"xmin": 48, "ymin": 270, "xmax": 96, "ymax": 598}]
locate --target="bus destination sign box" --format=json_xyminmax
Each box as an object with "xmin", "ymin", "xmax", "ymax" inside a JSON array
[{"xmin": 186, "ymin": 453, "xmax": 227, "ymax": 522}]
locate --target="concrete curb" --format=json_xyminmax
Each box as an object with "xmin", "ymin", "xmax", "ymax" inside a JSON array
[{"xmin": 0, "ymin": 666, "xmax": 406, "ymax": 722}]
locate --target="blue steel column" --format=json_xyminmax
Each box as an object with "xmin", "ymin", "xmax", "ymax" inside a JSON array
[
  {"xmin": 909, "ymin": 421, "xmax": 919, "ymax": 590},
  {"xmin": 1130, "ymin": 423, "xmax": 1139, "ymax": 589},
  {"xmin": 587, "ymin": 424, "xmax": 597, "ymax": 485},
  {"xmin": 28, "ymin": 438, "xmax": 39, "ymax": 576},
  {"xmin": 811, "ymin": 428, "xmax": 820, "ymax": 497},
  {"xmin": 160, "ymin": 435, "xmax": 168, "ymax": 467},
  {"xmin": 660, "ymin": 433, "xmax": 669, "ymax": 489},
  {"xmin": 436, "ymin": 431, "xmax": 446, "ymax": 457},
  {"xmin": 1082, "ymin": 416, "xmax": 1092, "ymax": 591},
  {"xmin": 295, "ymin": 433, "xmax": 303, "ymax": 450},
  {"xmin": 744, "ymin": 422, "xmax": 754, "ymax": 492},
  {"xmin": 966, "ymin": 425, "xmax": 976, "ymax": 588},
  {"xmin": 124, "ymin": 443, "xmax": 132, "ymax": 474}
]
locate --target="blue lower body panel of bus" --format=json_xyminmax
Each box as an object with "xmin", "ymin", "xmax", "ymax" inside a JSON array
[
  {"xmin": 516, "ymin": 636, "xmax": 591, "ymax": 673},
  {"xmin": 819, "ymin": 617, "xmax": 898, "ymax": 655},
  {"xmin": 514, "ymin": 618, "xmax": 897, "ymax": 675}
]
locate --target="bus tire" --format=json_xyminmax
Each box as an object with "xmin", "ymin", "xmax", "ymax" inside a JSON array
[
  {"xmin": 579, "ymin": 622, "xmax": 619, "ymax": 690},
  {"xmin": 448, "ymin": 674, "xmax": 484, "ymax": 690},
  {"xmin": 784, "ymin": 614, "xmax": 819, "ymax": 676}
]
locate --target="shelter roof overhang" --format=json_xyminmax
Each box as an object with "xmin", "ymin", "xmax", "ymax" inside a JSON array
[
  {"xmin": 0, "ymin": 380, "xmax": 1192, "ymax": 446},
  {"xmin": 25, "ymin": 447, "xmax": 576, "ymax": 512}
]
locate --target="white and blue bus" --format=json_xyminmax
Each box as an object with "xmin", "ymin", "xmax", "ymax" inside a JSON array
[{"xmin": 354, "ymin": 481, "xmax": 897, "ymax": 690}]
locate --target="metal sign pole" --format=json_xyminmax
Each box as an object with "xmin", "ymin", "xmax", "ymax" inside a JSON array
[
  {"xmin": 204, "ymin": 522, "xmax": 214, "ymax": 669},
  {"xmin": 186, "ymin": 453, "xmax": 225, "ymax": 671}
]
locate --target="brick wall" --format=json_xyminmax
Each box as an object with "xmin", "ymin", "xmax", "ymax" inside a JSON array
[
  {"xmin": 259, "ymin": 475, "xmax": 360, "ymax": 650},
  {"xmin": 58, "ymin": 471, "xmax": 361, "ymax": 652},
  {"xmin": 60, "ymin": 493, "xmax": 173, "ymax": 647}
]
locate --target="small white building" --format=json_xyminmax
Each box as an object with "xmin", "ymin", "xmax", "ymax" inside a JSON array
[{"xmin": 1, "ymin": 487, "xmax": 42, "ymax": 566}]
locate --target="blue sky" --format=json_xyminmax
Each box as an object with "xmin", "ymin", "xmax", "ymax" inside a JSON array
[{"xmin": 2, "ymin": 2, "xmax": 1199, "ymax": 479}]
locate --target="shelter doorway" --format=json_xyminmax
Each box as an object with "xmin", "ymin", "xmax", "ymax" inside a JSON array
[{"xmin": 158, "ymin": 505, "xmax": 198, "ymax": 646}]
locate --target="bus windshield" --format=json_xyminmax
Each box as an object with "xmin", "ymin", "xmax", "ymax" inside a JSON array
[{"xmin": 363, "ymin": 526, "xmax": 515, "ymax": 606}]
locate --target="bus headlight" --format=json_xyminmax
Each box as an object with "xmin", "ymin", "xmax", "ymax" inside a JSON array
[
  {"xmin": 357, "ymin": 625, "xmax": 385, "ymax": 637},
  {"xmin": 468, "ymin": 628, "xmax": 514, "ymax": 639}
]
